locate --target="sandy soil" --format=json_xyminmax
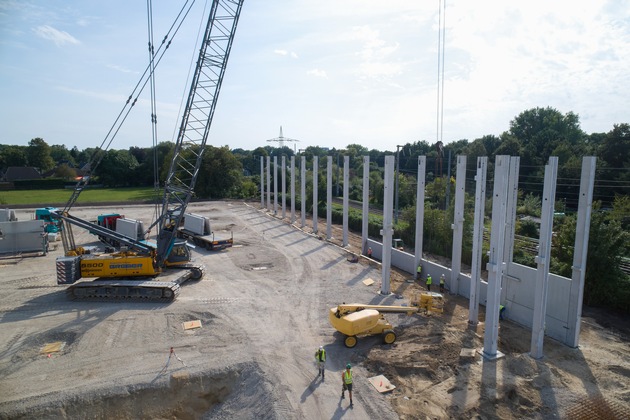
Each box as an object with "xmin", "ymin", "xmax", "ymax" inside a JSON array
[{"xmin": 0, "ymin": 201, "xmax": 628, "ymax": 419}]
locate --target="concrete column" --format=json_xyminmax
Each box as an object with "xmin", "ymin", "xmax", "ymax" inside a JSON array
[
  {"xmin": 381, "ymin": 156, "xmax": 395, "ymax": 295},
  {"xmin": 327, "ymin": 156, "xmax": 332, "ymax": 240},
  {"xmin": 482, "ymin": 155, "xmax": 510, "ymax": 360},
  {"xmin": 313, "ymin": 156, "xmax": 318, "ymax": 233},
  {"xmin": 266, "ymin": 156, "xmax": 271, "ymax": 211},
  {"xmin": 468, "ymin": 157, "xmax": 487, "ymax": 325},
  {"xmin": 362, "ymin": 156, "xmax": 370, "ymax": 253},
  {"xmin": 281, "ymin": 155, "xmax": 286, "ymax": 219},
  {"xmin": 567, "ymin": 156, "xmax": 596, "ymax": 347},
  {"xmin": 290, "ymin": 156, "xmax": 296, "ymax": 223},
  {"xmin": 530, "ymin": 157, "xmax": 559, "ymax": 359},
  {"xmin": 503, "ymin": 157, "xmax": 520, "ymax": 266},
  {"xmin": 260, "ymin": 156, "xmax": 264, "ymax": 208},
  {"xmin": 414, "ymin": 156, "xmax": 426, "ymax": 271},
  {"xmin": 450, "ymin": 155, "xmax": 467, "ymax": 295},
  {"xmin": 343, "ymin": 156, "xmax": 349, "ymax": 247},
  {"xmin": 273, "ymin": 156, "xmax": 278, "ymax": 215},
  {"xmin": 301, "ymin": 156, "xmax": 306, "ymax": 228}
]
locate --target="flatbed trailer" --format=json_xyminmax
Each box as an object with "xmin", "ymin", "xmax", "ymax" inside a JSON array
[
  {"xmin": 176, "ymin": 212, "xmax": 233, "ymax": 251},
  {"xmin": 176, "ymin": 228, "xmax": 233, "ymax": 251}
]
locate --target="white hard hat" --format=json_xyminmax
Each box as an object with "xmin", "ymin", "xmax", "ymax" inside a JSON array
[{"xmin": 319, "ymin": 345, "xmax": 323, "ymax": 350}]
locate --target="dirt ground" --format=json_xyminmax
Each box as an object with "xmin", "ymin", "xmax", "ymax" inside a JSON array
[{"xmin": 0, "ymin": 201, "xmax": 629, "ymax": 419}]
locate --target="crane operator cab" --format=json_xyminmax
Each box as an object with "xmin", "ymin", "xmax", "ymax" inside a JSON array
[{"xmin": 165, "ymin": 240, "xmax": 192, "ymax": 266}]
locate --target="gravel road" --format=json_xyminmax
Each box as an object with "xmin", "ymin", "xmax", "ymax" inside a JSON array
[{"xmin": 0, "ymin": 201, "xmax": 402, "ymax": 419}]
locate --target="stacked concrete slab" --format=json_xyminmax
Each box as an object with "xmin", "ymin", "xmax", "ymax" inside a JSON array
[{"xmin": 0, "ymin": 219, "xmax": 48, "ymax": 255}]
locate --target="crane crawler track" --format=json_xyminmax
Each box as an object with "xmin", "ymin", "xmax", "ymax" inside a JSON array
[{"xmin": 67, "ymin": 280, "xmax": 181, "ymax": 302}]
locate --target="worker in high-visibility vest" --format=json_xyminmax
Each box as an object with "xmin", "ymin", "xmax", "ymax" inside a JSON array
[
  {"xmin": 416, "ymin": 264, "xmax": 422, "ymax": 280},
  {"xmin": 439, "ymin": 274, "xmax": 446, "ymax": 293},
  {"xmin": 426, "ymin": 274, "xmax": 432, "ymax": 292},
  {"xmin": 315, "ymin": 345, "xmax": 326, "ymax": 380},
  {"xmin": 341, "ymin": 363, "xmax": 354, "ymax": 408}
]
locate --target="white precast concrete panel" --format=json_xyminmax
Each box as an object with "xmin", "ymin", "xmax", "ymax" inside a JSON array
[
  {"xmin": 362, "ymin": 156, "xmax": 369, "ymax": 253},
  {"xmin": 530, "ymin": 157, "xmax": 558, "ymax": 359},
  {"xmin": 450, "ymin": 155, "xmax": 467, "ymax": 295},
  {"xmin": 290, "ymin": 156, "xmax": 296, "ymax": 223},
  {"xmin": 469, "ymin": 157, "xmax": 487, "ymax": 325},
  {"xmin": 273, "ymin": 156, "xmax": 278, "ymax": 215},
  {"xmin": 343, "ymin": 156, "xmax": 349, "ymax": 247},
  {"xmin": 381, "ymin": 156, "xmax": 395, "ymax": 295},
  {"xmin": 0, "ymin": 220, "xmax": 47, "ymax": 254},
  {"xmin": 312, "ymin": 156, "xmax": 318, "ymax": 233},
  {"xmin": 503, "ymin": 157, "xmax": 520, "ymax": 269},
  {"xmin": 483, "ymin": 155, "xmax": 510, "ymax": 359},
  {"xmin": 414, "ymin": 156, "xmax": 426, "ymax": 273},
  {"xmin": 281, "ymin": 156, "xmax": 286, "ymax": 219},
  {"xmin": 326, "ymin": 156, "xmax": 332, "ymax": 240},
  {"xmin": 301, "ymin": 156, "xmax": 306, "ymax": 228},
  {"xmin": 567, "ymin": 156, "xmax": 596, "ymax": 347},
  {"xmin": 266, "ymin": 156, "xmax": 271, "ymax": 212},
  {"xmin": 260, "ymin": 156, "xmax": 264, "ymax": 208}
]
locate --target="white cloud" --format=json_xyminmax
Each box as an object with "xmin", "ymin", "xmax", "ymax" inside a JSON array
[
  {"xmin": 274, "ymin": 49, "xmax": 298, "ymax": 59},
  {"xmin": 107, "ymin": 64, "xmax": 138, "ymax": 74},
  {"xmin": 307, "ymin": 68, "xmax": 327, "ymax": 78},
  {"xmin": 345, "ymin": 25, "xmax": 404, "ymax": 82},
  {"xmin": 33, "ymin": 25, "xmax": 79, "ymax": 46}
]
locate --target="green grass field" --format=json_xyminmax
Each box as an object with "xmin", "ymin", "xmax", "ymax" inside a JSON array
[{"xmin": 0, "ymin": 187, "xmax": 161, "ymax": 206}]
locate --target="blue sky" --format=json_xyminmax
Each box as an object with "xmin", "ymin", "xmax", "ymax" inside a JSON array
[{"xmin": 1, "ymin": 0, "xmax": 629, "ymax": 153}]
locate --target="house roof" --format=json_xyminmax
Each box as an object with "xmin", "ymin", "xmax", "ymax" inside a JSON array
[{"xmin": 3, "ymin": 166, "xmax": 42, "ymax": 182}]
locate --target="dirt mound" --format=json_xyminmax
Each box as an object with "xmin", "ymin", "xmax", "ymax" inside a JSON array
[{"xmin": 1, "ymin": 362, "xmax": 276, "ymax": 420}]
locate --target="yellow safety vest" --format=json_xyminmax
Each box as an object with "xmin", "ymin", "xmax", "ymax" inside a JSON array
[
  {"xmin": 426, "ymin": 275, "xmax": 432, "ymax": 285},
  {"xmin": 316, "ymin": 349, "xmax": 326, "ymax": 362},
  {"xmin": 440, "ymin": 276, "xmax": 445, "ymax": 285},
  {"xmin": 344, "ymin": 370, "xmax": 353, "ymax": 384}
]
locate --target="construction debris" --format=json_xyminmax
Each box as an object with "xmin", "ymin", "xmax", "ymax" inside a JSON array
[
  {"xmin": 368, "ymin": 375, "xmax": 395, "ymax": 393},
  {"xmin": 183, "ymin": 320, "xmax": 202, "ymax": 330}
]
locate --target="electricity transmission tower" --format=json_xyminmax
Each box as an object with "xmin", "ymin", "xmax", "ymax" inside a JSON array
[{"xmin": 266, "ymin": 126, "xmax": 300, "ymax": 152}]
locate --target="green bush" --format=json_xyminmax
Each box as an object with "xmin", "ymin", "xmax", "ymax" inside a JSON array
[{"xmin": 13, "ymin": 178, "xmax": 67, "ymax": 190}]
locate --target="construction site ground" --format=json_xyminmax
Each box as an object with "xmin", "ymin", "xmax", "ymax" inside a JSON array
[{"xmin": 0, "ymin": 201, "xmax": 629, "ymax": 419}]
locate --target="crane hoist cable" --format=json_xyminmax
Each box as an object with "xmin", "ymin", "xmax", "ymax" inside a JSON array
[
  {"xmin": 149, "ymin": 0, "xmax": 211, "ymax": 235},
  {"xmin": 63, "ymin": 0, "xmax": 198, "ymax": 214},
  {"xmin": 146, "ymin": 0, "xmax": 161, "ymax": 234},
  {"xmin": 434, "ymin": 0, "xmax": 446, "ymax": 179}
]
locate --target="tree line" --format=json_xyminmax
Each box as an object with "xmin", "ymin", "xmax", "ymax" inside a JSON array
[{"xmin": 1, "ymin": 106, "xmax": 629, "ymax": 311}]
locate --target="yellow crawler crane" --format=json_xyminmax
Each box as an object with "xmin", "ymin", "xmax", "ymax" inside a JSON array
[
  {"xmin": 329, "ymin": 304, "xmax": 420, "ymax": 348},
  {"xmin": 51, "ymin": 0, "xmax": 243, "ymax": 302}
]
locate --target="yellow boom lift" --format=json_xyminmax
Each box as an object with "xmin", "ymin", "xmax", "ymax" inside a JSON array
[
  {"xmin": 329, "ymin": 292, "xmax": 444, "ymax": 348},
  {"xmin": 329, "ymin": 304, "xmax": 420, "ymax": 348}
]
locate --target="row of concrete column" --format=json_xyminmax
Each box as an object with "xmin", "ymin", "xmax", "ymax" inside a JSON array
[
  {"xmin": 260, "ymin": 155, "xmax": 350, "ymax": 246},
  {"xmin": 259, "ymin": 154, "xmax": 596, "ymax": 359}
]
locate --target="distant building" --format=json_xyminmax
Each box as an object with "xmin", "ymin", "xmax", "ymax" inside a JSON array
[
  {"xmin": 2, "ymin": 167, "xmax": 42, "ymax": 182},
  {"xmin": 41, "ymin": 162, "xmax": 86, "ymax": 179}
]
